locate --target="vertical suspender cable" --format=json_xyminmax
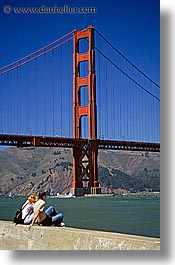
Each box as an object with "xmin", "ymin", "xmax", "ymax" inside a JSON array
[
  {"xmin": 109, "ymin": 47, "xmax": 112, "ymax": 140},
  {"xmin": 52, "ymin": 48, "xmax": 55, "ymax": 136},
  {"xmin": 105, "ymin": 44, "xmax": 108, "ymax": 139},
  {"xmin": 9, "ymin": 72, "xmax": 12, "ymax": 133},
  {"xmin": 68, "ymin": 40, "xmax": 70, "ymax": 137},
  {"xmin": 125, "ymin": 61, "xmax": 128, "ymax": 140},
  {"xmin": 16, "ymin": 67, "xmax": 19, "ymax": 134},
  {"xmin": 26, "ymin": 63, "xmax": 30, "ymax": 135},
  {"xmin": 119, "ymin": 55, "xmax": 121, "ymax": 140},
  {"xmin": 156, "ymin": 86, "xmax": 159, "ymax": 142},
  {"xmin": 147, "ymin": 82, "xmax": 150, "ymax": 141},
  {"xmin": 133, "ymin": 76, "xmax": 135, "ymax": 141},
  {"xmin": 35, "ymin": 56, "xmax": 38, "ymax": 135},
  {"xmin": 134, "ymin": 72, "xmax": 136, "ymax": 141},
  {"xmin": 44, "ymin": 51, "xmax": 47, "ymax": 136},
  {"xmin": 60, "ymin": 46, "xmax": 62, "ymax": 136},
  {"xmin": 19, "ymin": 67, "xmax": 21, "ymax": 135},
  {"xmin": 136, "ymin": 83, "xmax": 139, "ymax": 141},
  {"xmin": 140, "ymin": 78, "xmax": 143, "ymax": 142},
  {"xmin": 131, "ymin": 65, "xmax": 134, "ymax": 141},
  {"xmin": 121, "ymin": 71, "xmax": 126, "ymax": 141},
  {"xmin": 112, "ymin": 51, "xmax": 115, "ymax": 140},
  {"xmin": 144, "ymin": 81, "xmax": 146, "ymax": 141},
  {"xmin": 0, "ymin": 75, "xmax": 1, "ymax": 132},
  {"xmin": 123, "ymin": 63, "xmax": 126, "ymax": 140},
  {"xmin": 8, "ymin": 72, "xmax": 10, "ymax": 133},
  {"xmin": 153, "ymin": 97, "xmax": 155, "ymax": 142},
  {"xmin": 121, "ymin": 57, "xmax": 124, "ymax": 140},
  {"xmin": 157, "ymin": 86, "xmax": 160, "ymax": 142},
  {"xmin": 150, "ymin": 82, "xmax": 153, "ymax": 142},
  {"xmin": 146, "ymin": 81, "xmax": 149, "ymax": 141},
  {"xmin": 106, "ymin": 48, "xmax": 110, "ymax": 139},
  {"xmin": 114, "ymin": 59, "xmax": 117, "ymax": 140},
  {"xmin": 138, "ymin": 70, "xmax": 141, "ymax": 141}
]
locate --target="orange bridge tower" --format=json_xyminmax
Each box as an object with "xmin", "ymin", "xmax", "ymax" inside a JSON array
[{"xmin": 70, "ymin": 26, "xmax": 101, "ymax": 196}]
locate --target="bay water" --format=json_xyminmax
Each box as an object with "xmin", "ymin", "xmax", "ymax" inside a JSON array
[{"xmin": 0, "ymin": 194, "xmax": 160, "ymax": 238}]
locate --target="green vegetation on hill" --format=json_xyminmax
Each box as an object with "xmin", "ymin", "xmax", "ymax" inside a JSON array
[
  {"xmin": 0, "ymin": 147, "xmax": 160, "ymax": 195},
  {"xmin": 98, "ymin": 166, "xmax": 160, "ymax": 193}
]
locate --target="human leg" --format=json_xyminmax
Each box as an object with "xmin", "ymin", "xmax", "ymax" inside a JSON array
[
  {"xmin": 45, "ymin": 206, "xmax": 57, "ymax": 216},
  {"xmin": 51, "ymin": 212, "xmax": 64, "ymax": 225},
  {"xmin": 24, "ymin": 213, "xmax": 34, "ymax": 224}
]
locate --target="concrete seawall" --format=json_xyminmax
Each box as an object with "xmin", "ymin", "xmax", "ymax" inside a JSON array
[{"xmin": 0, "ymin": 221, "xmax": 160, "ymax": 250}]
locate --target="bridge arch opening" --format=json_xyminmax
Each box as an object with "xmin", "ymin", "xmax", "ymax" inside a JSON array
[
  {"xmin": 79, "ymin": 61, "xmax": 88, "ymax": 78},
  {"xmin": 78, "ymin": 38, "xmax": 89, "ymax": 54},
  {"xmin": 79, "ymin": 86, "xmax": 88, "ymax": 106},
  {"xmin": 80, "ymin": 116, "xmax": 88, "ymax": 139}
]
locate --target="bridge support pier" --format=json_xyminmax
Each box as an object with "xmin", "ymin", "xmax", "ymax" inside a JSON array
[
  {"xmin": 71, "ymin": 141, "xmax": 101, "ymax": 196},
  {"xmin": 70, "ymin": 187, "xmax": 101, "ymax": 197}
]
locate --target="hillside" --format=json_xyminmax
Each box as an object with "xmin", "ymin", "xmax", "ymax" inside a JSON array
[{"xmin": 0, "ymin": 147, "xmax": 160, "ymax": 196}]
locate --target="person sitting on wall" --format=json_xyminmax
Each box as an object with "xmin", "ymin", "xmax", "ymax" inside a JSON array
[
  {"xmin": 28, "ymin": 191, "xmax": 64, "ymax": 230},
  {"xmin": 22, "ymin": 193, "xmax": 38, "ymax": 224}
]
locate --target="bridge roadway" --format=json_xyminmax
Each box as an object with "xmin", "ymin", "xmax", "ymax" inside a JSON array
[{"xmin": 0, "ymin": 134, "xmax": 160, "ymax": 152}]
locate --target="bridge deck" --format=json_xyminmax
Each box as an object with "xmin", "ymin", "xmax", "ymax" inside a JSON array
[{"xmin": 0, "ymin": 134, "xmax": 160, "ymax": 152}]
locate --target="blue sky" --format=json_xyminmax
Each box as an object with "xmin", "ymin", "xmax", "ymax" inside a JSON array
[
  {"xmin": 0, "ymin": 0, "xmax": 160, "ymax": 142},
  {"xmin": 0, "ymin": 0, "xmax": 160, "ymax": 83}
]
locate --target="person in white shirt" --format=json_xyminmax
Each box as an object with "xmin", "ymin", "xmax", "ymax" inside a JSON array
[
  {"xmin": 22, "ymin": 193, "xmax": 38, "ymax": 224},
  {"xmin": 28, "ymin": 191, "xmax": 64, "ymax": 230}
]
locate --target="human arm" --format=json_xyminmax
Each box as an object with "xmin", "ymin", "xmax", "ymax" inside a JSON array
[{"xmin": 28, "ymin": 210, "xmax": 40, "ymax": 231}]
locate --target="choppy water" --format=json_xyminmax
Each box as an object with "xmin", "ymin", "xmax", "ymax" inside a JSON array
[{"xmin": 0, "ymin": 194, "xmax": 160, "ymax": 238}]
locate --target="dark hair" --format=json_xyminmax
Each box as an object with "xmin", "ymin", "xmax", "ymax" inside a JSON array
[{"xmin": 38, "ymin": 191, "xmax": 46, "ymax": 199}]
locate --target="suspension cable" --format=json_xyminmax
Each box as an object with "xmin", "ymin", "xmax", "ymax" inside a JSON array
[
  {"xmin": 95, "ymin": 28, "xmax": 160, "ymax": 88},
  {"xmin": 95, "ymin": 46, "xmax": 160, "ymax": 102},
  {"xmin": 0, "ymin": 30, "xmax": 74, "ymax": 72}
]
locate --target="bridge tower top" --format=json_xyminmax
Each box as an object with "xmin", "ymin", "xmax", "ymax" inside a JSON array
[{"xmin": 73, "ymin": 25, "xmax": 97, "ymax": 140}]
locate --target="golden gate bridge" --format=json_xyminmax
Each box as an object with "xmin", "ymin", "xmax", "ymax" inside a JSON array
[{"xmin": 0, "ymin": 26, "xmax": 160, "ymax": 196}]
